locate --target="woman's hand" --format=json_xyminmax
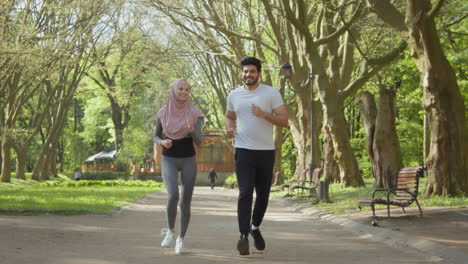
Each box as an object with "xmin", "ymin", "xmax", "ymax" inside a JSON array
[
  {"xmin": 161, "ymin": 139, "xmax": 173, "ymax": 149},
  {"xmin": 186, "ymin": 118, "xmax": 195, "ymax": 133}
]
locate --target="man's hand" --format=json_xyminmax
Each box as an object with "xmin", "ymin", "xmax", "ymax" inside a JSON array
[
  {"xmin": 226, "ymin": 127, "xmax": 236, "ymax": 139},
  {"xmin": 161, "ymin": 139, "xmax": 173, "ymax": 149},
  {"xmin": 252, "ymin": 104, "xmax": 266, "ymax": 118},
  {"xmin": 225, "ymin": 110, "xmax": 237, "ymax": 139}
]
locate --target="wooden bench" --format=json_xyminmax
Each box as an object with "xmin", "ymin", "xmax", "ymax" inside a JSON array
[
  {"xmin": 289, "ymin": 168, "xmax": 323, "ymax": 196},
  {"xmin": 358, "ymin": 166, "xmax": 425, "ymax": 222},
  {"xmin": 270, "ymin": 168, "xmax": 307, "ymax": 193}
]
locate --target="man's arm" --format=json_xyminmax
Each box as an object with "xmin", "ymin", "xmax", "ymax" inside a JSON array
[
  {"xmin": 225, "ymin": 110, "xmax": 237, "ymax": 138},
  {"xmin": 252, "ymin": 104, "xmax": 288, "ymax": 127}
]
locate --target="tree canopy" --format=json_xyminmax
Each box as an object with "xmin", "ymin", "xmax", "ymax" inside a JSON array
[{"xmin": 1, "ymin": 0, "xmax": 466, "ymax": 196}]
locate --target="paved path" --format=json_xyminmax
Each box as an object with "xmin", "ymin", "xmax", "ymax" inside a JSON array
[{"xmin": 0, "ymin": 187, "xmax": 451, "ymax": 264}]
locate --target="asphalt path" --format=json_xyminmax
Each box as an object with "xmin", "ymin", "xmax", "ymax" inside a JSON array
[{"xmin": 0, "ymin": 187, "xmax": 446, "ymax": 264}]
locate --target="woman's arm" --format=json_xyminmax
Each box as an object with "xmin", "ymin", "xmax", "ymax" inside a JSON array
[
  {"xmin": 154, "ymin": 118, "xmax": 173, "ymax": 149},
  {"xmin": 153, "ymin": 118, "xmax": 164, "ymax": 145},
  {"xmin": 191, "ymin": 117, "xmax": 204, "ymax": 146}
]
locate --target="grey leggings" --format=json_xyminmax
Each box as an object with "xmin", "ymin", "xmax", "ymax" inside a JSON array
[{"xmin": 161, "ymin": 155, "xmax": 197, "ymax": 238}]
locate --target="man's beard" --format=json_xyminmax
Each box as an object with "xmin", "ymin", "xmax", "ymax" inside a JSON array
[{"xmin": 243, "ymin": 77, "xmax": 259, "ymax": 86}]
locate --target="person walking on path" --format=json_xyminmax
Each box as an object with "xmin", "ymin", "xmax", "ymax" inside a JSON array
[
  {"xmin": 208, "ymin": 168, "xmax": 218, "ymax": 189},
  {"xmin": 225, "ymin": 56, "xmax": 288, "ymax": 255},
  {"xmin": 153, "ymin": 79, "xmax": 204, "ymax": 254},
  {"xmin": 74, "ymin": 168, "xmax": 81, "ymax": 181}
]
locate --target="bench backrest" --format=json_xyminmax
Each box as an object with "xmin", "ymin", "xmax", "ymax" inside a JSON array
[{"xmin": 395, "ymin": 166, "xmax": 425, "ymax": 203}]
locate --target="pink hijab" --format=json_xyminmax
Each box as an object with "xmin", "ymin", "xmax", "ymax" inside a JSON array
[{"xmin": 157, "ymin": 79, "xmax": 203, "ymax": 140}]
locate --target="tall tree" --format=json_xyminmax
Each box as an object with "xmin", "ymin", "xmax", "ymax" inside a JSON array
[
  {"xmin": 30, "ymin": 1, "xmax": 112, "ymax": 180},
  {"xmin": 87, "ymin": 23, "xmax": 162, "ymax": 153},
  {"xmin": 0, "ymin": 0, "xmax": 64, "ymax": 181},
  {"xmin": 277, "ymin": 0, "xmax": 407, "ymax": 186},
  {"xmin": 367, "ymin": 0, "xmax": 468, "ymax": 196},
  {"xmin": 358, "ymin": 82, "xmax": 403, "ymax": 188}
]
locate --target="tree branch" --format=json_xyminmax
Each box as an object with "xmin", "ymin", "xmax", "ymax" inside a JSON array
[
  {"xmin": 428, "ymin": 0, "xmax": 445, "ymax": 19},
  {"xmin": 314, "ymin": 1, "xmax": 364, "ymax": 46},
  {"xmin": 366, "ymin": 40, "xmax": 407, "ymax": 66},
  {"xmin": 196, "ymin": 19, "xmax": 278, "ymax": 54},
  {"xmin": 85, "ymin": 72, "xmax": 107, "ymax": 91},
  {"xmin": 279, "ymin": 0, "xmax": 314, "ymax": 45},
  {"xmin": 340, "ymin": 40, "xmax": 406, "ymax": 99},
  {"xmin": 366, "ymin": 0, "xmax": 408, "ymax": 33},
  {"xmin": 443, "ymin": 13, "xmax": 468, "ymax": 28},
  {"xmin": 340, "ymin": 64, "xmax": 378, "ymax": 99}
]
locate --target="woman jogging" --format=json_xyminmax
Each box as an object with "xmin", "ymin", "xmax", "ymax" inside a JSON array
[{"xmin": 153, "ymin": 79, "xmax": 204, "ymax": 254}]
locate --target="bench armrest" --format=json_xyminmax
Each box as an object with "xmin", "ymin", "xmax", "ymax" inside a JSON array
[{"xmin": 372, "ymin": 188, "xmax": 389, "ymax": 198}]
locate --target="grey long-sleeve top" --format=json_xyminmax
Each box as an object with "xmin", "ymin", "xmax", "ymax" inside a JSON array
[{"xmin": 153, "ymin": 117, "xmax": 204, "ymax": 158}]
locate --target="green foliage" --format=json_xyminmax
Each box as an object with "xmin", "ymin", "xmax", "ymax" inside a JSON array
[
  {"xmin": 79, "ymin": 171, "xmax": 128, "ymax": 180},
  {"xmin": 224, "ymin": 173, "xmax": 237, "ymax": 186},
  {"xmin": 40, "ymin": 179, "xmax": 162, "ymax": 188},
  {"xmin": 0, "ymin": 176, "xmax": 163, "ymax": 215},
  {"xmin": 281, "ymin": 129, "xmax": 298, "ymax": 180},
  {"xmin": 0, "ymin": 186, "xmax": 161, "ymax": 215},
  {"xmin": 79, "ymin": 92, "xmax": 114, "ymax": 150},
  {"xmin": 350, "ymin": 128, "xmax": 372, "ymax": 178},
  {"xmin": 355, "ymin": 49, "xmax": 424, "ymax": 171}
]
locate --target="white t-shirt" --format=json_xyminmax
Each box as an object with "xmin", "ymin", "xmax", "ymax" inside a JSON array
[{"xmin": 227, "ymin": 83, "xmax": 284, "ymax": 150}]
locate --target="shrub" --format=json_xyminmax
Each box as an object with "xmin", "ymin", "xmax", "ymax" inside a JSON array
[
  {"xmin": 224, "ymin": 173, "xmax": 237, "ymax": 188},
  {"xmin": 81, "ymin": 171, "xmax": 128, "ymax": 180},
  {"xmin": 40, "ymin": 179, "xmax": 163, "ymax": 188}
]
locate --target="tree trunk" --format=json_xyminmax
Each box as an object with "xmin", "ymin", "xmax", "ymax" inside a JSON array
[
  {"xmin": 32, "ymin": 98, "xmax": 71, "ymax": 180},
  {"xmin": 327, "ymin": 115, "xmax": 364, "ymax": 187},
  {"xmin": 357, "ymin": 91, "xmax": 377, "ymax": 179},
  {"xmin": 358, "ymin": 88, "xmax": 403, "ymax": 188},
  {"xmin": 0, "ymin": 141, "xmax": 2, "ymax": 173},
  {"xmin": 423, "ymin": 112, "xmax": 430, "ymax": 166},
  {"xmin": 49, "ymin": 141, "xmax": 58, "ymax": 178},
  {"xmin": 109, "ymin": 96, "xmax": 129, "ymax": 153},
  {"xmin": 0, "ymin": 139, "xmax": 12, "ymax": 182},
  {"xmin": 289, "ymin": 120, "xmax": 309, "ymax": 181},
  {"xmin": 273, "ymin": 125, "xmax": 285, "ymax": 185},
  {"xmin": 405, "ymin": 1, "xmax": 468, "ymax": 196},
  {"xmin": 372, "ymin": 87, "xmax": 403, "ymax": 188},
  {"xmin": 14, "ymin": 147, "xmax": 27, "ymax": 180},
  {"xmin": 320, "ymin": 77, "xmax": 364, "ymax": 187},
  {"xmin": 322, "ymin": 125, "xmax": 340, "ymax": 184}
]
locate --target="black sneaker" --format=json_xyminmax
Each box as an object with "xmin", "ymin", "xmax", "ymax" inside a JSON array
[
  {"xmin": 237, "ymin": 234, "xmax": 249, "ymax": 255},
  {"xmin": 250, "ymin": 229, "xmax": 265, "ymax": 250}
]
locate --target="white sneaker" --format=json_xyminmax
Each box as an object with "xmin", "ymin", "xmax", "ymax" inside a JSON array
[
  {"xmin": 175, "ymin": 237, "xmax": 187, "ymax": 254},
  {"xmin": 160, "ymin": 228, "xmax": 174, "ymax": 247}
]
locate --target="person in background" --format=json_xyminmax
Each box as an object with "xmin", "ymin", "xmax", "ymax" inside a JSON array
[
  {"xmin": 153, "ymin": 79, "xmax": 204, "ymax": 254},
  {"xmin": 225, "ymin": 56, "xmax": 288, "ymax": 255},
  {"xmin": 74, "ymin": 168, "xmax": 81, "ymax": 181},
  {"xmin": 208, "ymin": 168, "xmax": 218, "ymax": 189}
]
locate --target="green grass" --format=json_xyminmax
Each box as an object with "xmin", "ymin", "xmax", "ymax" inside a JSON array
[
  {"xmin": 272, "ymin": 177, "xmax": 468, "ymax": 214},
  {"xmin": 0, "ymin": 177, "xmax": 163, "ymax": 215}
]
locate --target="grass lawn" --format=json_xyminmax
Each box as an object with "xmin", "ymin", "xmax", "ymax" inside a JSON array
[
  {"xmin": 0, "ymin": 175, "xmax": 163, "ymax": 215},
  {"xmin": 271, "ymin": 177, "xmax": 468, "ymax": 214}
]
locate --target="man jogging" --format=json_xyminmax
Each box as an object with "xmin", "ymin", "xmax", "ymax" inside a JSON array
[{"xmin": 225, "ymin": 56, "xmax": 288, "ymax": 255}]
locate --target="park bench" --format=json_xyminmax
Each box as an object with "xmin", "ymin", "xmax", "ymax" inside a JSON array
[
  {"xmin": 289, "ymin": 168, "xmax": 323, "ymax": 196},
  {"xmin": 358, "ymin": 166, "xmax": 425, "ymax": 223},
  {"xmin": 270, "ymin": 169, "xmax": 307, "ymax": 193}
]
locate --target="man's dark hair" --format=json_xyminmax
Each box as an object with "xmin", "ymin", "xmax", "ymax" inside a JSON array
[{"xmin": 240, "ymin": 56, "xmax": 262, "ymax": 72}]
